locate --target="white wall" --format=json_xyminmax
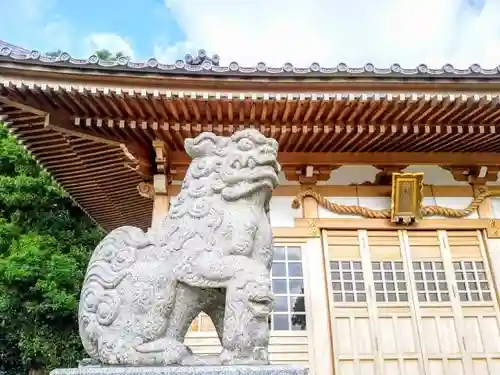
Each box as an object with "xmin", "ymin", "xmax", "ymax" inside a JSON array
[
  {"xmin": 169, "ymin": 165, "xmax": 482, "ymax": 226},
  {"xmin": 320, "ymin": 165, "xmax": 472, "ymax": 186},
  {"xmin": 269, "ymin": 196, "xmax": 301, "ymax": 227},
  {"xmin": 491, "ymin": 198, "xmax": 500, "ymax": 219}
]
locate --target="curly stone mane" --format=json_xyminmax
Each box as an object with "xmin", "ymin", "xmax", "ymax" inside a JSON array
[
  {"xmin": 156, "ymin": 129, "xmax": 280, "ymax": 249},
  {"xmin": 77, "ymin": 129, "xmax": 281, "ymax": 366}
]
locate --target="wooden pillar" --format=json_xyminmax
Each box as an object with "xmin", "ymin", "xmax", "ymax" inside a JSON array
[
  {"xmin": 471, "ymin": 183, "xmax": 500, "ymax": 303},
  {"xmin": 303, "ymin": 236, "xmax": 335, "ymax": 375},
  {"xmin": 151, "ymin": 174, "xmax": 170, "ymax": 229},
  {"xmin": 301, "ymin": 183, "xmax": 319, "ymax": 219},
  {"xmin": 472, "ymin": 183, "xmax": 493, "ymax": 218},
  {"xmin": 297, "ymin": 175, "xmax": 333, "ymax": 375},
  {"xmin": 445, "ymin": 169, "xmax": 500, "ymax": 298},
  {"xmin": 150, "ymin": 140, "xmax": 172, "ymax": 229}
]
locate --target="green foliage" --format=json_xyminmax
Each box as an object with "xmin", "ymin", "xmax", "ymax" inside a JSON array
[
  {"xmin": 45, "ymin": 49, "xmax": 127, "ymax": 62},
  {"xmin": 0, "ymin": 124, "xmax": 105, "ymax": 374},
  {"xmin": 44, "ymin": 50, "xmax": 62, "ymax": 58}
]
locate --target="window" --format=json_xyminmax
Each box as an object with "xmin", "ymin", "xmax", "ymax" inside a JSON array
[
  {"xmin": 330, "ymin": 260, "xmax": 366, "ymax": 302},
  {"xmin": 412, "ymin": 261, "xmax": 450, "ymax": 302},
  {"xmin": 189, "ymin": 244, "xmax": 307, "ymax": 332},
  {"xmin": 453, "ymin": 260, "xmax": 492, "ymax": 302},
  {"xmin": 372, "ymin": 261, "xmax": 408, "ymax": 302},
  {"xmin": 270, "ymin": 245, "xmax": 307, "ymax": 331}
]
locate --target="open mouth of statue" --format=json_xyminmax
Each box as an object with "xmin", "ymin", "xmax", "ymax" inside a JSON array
[
  {"xmin": 248, "ymin": 294, "xmax": 274, "ymax": 316},
  {"xmin": 221, "ymin": 165, "xmax": 280, "ymax": 188},
  {"xmin": 250, "ymin": 295, "xmax": 273, "ymax": 304}
]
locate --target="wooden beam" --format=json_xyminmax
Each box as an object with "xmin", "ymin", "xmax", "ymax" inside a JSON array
[
  {"xmin": 2, "ymin": 90, "xmax": 125, "ymax": 147},
  {"xmin": 44, "ymin": 114, "xmax": 124, "ymax": 147},
  {"xmin": 5, "ymin": 67, "xmax": 500, "ymax": 94},
  {"xmin": 295, "ymin": 218, "xmax": 492, "ymax": 231},
  {"xmin": 168, "ymin": 151, "xmax": 500, "ymax": 168},
  {"xmin": 0, "ymin": 95, "xmax": 45, "ymax": 116}
]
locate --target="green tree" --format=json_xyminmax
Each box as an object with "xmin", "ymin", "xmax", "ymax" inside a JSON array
[
  {"xmin": 95, "ymin": 49, "xmax": 127, "ymax": 61},
  {"xmin": 0, "ymin": 123, "xmax": 104, "ymax": 374},
  {"xmin": 44, "ymin": 50, "xmax": 62, "ymax": 58},
  {"xmin": 44, "ymin": 49, "xmax": 127, "ymax": 61}
]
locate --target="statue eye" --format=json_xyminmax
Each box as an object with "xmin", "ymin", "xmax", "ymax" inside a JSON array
[
  {"xmin": 237, "ymin": 138, "xmax": 254, "ymax": 151},
  {"xmin": 231, "ymin": 159, "xmax": 242, "ymax": 169}
]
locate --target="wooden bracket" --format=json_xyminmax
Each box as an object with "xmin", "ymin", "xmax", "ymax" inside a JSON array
[
  {"xmin": 137, "ymin": 175, "xmax": 172, "ymax": 200},
  {"xmin": 121, "ymin": 144, "xmax": 153, "ymax": 180},
  {"xmin": 137, "ymin": 182, "xmax": 155, "ymax": 199},
  {"xmin": 152, "ymin": 140, "xmax": 169, "ymax": 175},
  {"xmin": 283, "ymin": 165, "xmax": 337, "ymax": 184},
  {"xmin": 441, "ymin": 165, "xmax": 500, "ymax": 184}
]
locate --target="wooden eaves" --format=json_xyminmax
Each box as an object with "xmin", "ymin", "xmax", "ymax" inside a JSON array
[{"xmin": 2, "ymin": 42, "xmax": 500, "ymax": 231}]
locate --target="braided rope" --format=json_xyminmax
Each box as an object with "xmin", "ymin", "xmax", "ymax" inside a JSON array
[{"xmin": 291, "ymin": 189, "xmax": 493, "ymax": 219}]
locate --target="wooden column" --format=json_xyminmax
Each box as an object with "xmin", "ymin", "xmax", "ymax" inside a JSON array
[
  {"xmin": 470, "ymin": 182, "xmax": 500, "ymax": 305},
  {"xmin": 301, "ymin": 184, "xmax": 319, "ymax": 219},
  {"xmin": 441, "ymin": 166, "xmax": 500, "ymax": 306},
  {"xmin": 473, "ymin": 183, "xmax": 494, "ymax": 218},
  {"xmin": 151, "ymin": 174, "xmax": 170, "ymax": 229},
  {"xmin": 150, "ymin": 140, "xmax": 172, "ymax": 229},
  {"xmin": 285, "ymin": 166, "xmax": 334, "ymax": 375}
]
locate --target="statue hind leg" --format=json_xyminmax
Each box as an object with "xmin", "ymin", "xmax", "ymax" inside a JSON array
[{"xmin": 134, "ymin": 282, "xmax": 204, "ymax": 364}]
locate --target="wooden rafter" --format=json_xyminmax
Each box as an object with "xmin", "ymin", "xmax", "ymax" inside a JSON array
[
  {"xmin": 167, "ymin": 151, "xmax": 500, "ymax": 168},
  {"xmin": 4, "ymin": 75, "xmax": 500, "ymax": 231},
  {"xmin": 46, "ymin": 116, "xmax": 123, "ymax": 146}
]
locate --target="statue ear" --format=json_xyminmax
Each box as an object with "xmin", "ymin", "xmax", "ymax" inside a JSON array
[
  {"xmin": 185, "ymin": 133, "xmax": 229, "ymax": 159},
  {"xmin": 184, "ymin": 133, "xmax": 216, "ymax": 159},
  {"xmin": 184, "ymin": 138, "xmax": 198, "ymax": 158},
  {"xmin": 184, "ymin": 138, "xmax": 195, "ymax": 159}
]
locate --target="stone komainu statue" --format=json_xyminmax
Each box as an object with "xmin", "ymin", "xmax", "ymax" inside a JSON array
[{"xmin": 78, "ymin": 129, "xmax": 281, "ymax": 366}]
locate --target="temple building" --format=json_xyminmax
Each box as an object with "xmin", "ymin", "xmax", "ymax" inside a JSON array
[{"xmin": 2, "ymin": 41, "xmax": 500, "ymax": 375}]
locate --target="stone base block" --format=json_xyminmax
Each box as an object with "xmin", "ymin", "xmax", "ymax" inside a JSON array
[{"xmin": 50, "ymin": 366, "xmax": 309, "ymax": 375}]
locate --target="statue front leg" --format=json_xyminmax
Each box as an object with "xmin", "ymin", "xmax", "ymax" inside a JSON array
[{"xmin": 220, "ymin": 274, "xmax": 274, "ymax": 365}]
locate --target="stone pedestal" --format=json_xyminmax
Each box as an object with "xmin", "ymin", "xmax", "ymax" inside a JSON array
[{"xmin": 50, "ymin": 367, "xmax": 308, "ymax": 375}]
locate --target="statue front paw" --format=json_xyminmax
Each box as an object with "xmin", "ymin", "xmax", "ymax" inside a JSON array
[
  {"xmin": 220, "ymin": 348, "xmax": 269, "ymax": 366},
  {"xmin": 135, "ymin": 337, "xmax": 192, "ymax": 365}
]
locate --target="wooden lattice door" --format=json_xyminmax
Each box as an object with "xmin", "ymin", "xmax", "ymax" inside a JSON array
[{"xmin": 323, "ymin": 228, "xmax": 500, "ymax": 375}]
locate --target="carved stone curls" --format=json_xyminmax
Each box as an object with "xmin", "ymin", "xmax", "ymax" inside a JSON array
[{"xmin": 78, "ymin": 129, "xmax": 281, "ymax": 366}]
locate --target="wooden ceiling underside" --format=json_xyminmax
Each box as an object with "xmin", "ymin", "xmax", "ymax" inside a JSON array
[
  {"xmin": 3, "ymin": 80, "xmax": 500, "ymax": 231},
  {"xmin": 3, "ymin": 82, "xmax": 500, "ymax": 153},
  {"xmin": 0, "ymin": 102, "xmax": 152, "ymax": 231}
]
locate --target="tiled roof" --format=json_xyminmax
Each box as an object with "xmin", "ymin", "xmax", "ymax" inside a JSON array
[
  {"xmin": 0, "ymin": 43, "xmax": 499, "ymax": 78},
  {"xmin": 0, "ymin": 40, "xmax": 30, "ymax": 53}
]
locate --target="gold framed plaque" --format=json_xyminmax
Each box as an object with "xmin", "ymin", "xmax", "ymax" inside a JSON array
[{"xmin": 391, "ymin": 172, "xmax": 424, "ymax": 225}]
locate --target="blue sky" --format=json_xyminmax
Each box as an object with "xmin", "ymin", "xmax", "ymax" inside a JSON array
[
  {"xmin": 0, "ymin": 0, "xmax": 184, "ymax": 59},
  {"xmin": 0, "ymin": 0, "xmax": 498, "ymax": 67}
]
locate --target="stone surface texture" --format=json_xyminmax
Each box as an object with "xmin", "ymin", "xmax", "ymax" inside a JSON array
[
  {"xmin": 78, "ymin": 129, "xmax": 281, "ymax": 366},
  {"xmin": 51, "ymin": 366, "xmax": 308, "ymax": 375}
]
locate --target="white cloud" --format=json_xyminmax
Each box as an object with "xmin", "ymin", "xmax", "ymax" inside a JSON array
[
  {"xmin": 0, "ymin": 0, "xmax": 135, "ymax": 58},
  {"xmin": 154, "ymin": 41, "xmax": 197, "ymax": 64},
  {"xmin": 0, "ymin": 0, "xmax": 64, "ymax": 53},
  {"xmin": 83, "ymin": 33, "xmax": 135, "ymax": 58},
  {"xmin": 42, "ymin": 19, "xmax": 73, "ymax": 53},
  {"xmin": 156, "ymin": 0, "xmax": 500, "ymax": 68}
]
